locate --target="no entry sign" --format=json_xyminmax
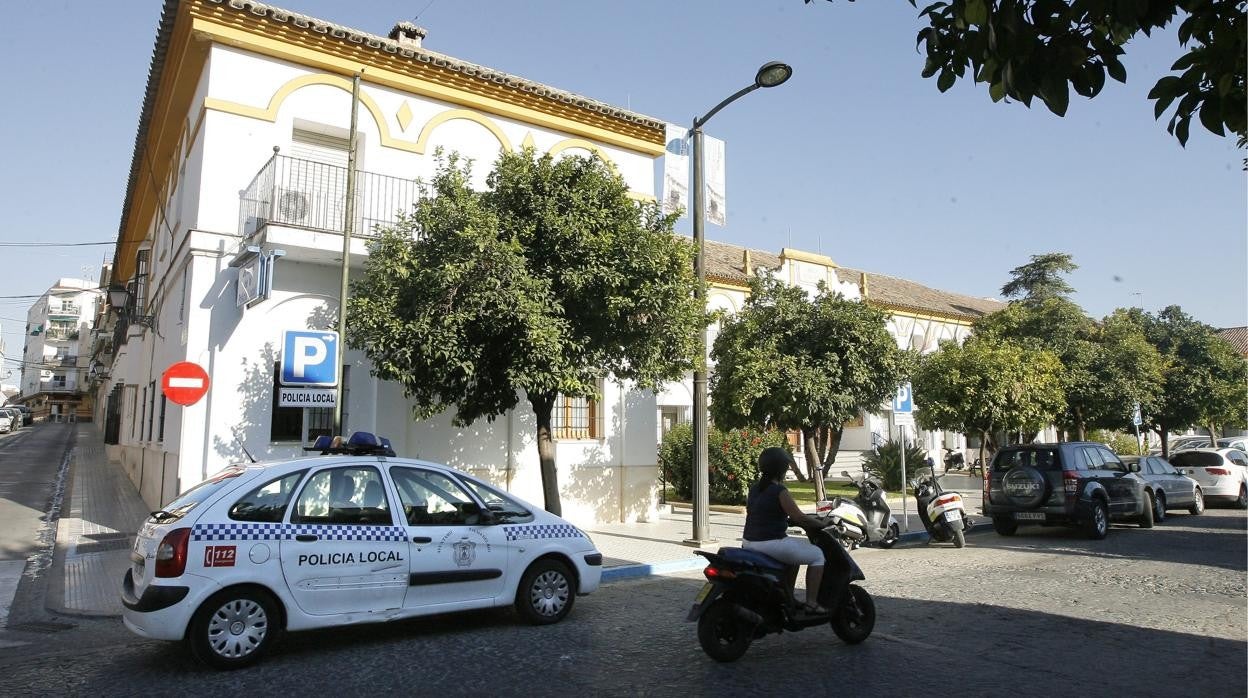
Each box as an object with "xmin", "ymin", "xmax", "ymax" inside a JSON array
[{"xmin": 162, "ymin": 361, "xmax": 210, "ymax": 406}]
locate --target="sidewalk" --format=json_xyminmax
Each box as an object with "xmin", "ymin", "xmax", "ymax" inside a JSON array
[{"xmin": 48, "ymin": 426, "xmax": 987, "ymax": 617}]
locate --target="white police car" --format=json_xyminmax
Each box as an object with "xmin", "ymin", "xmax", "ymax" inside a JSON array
[{"xmin": 121, "ymin": 432, "xmax": 603, "ymax": 668}]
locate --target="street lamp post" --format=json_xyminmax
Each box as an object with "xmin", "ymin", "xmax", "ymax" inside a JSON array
[{"xmin": 685, "ymin": 61, "xmax": 792, "ymax": 545}]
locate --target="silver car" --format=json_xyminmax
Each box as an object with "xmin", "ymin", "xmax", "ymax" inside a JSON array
[
  {"xmin": 1120, "ymin": 455, "xmax": 1204, "ymax": 522},
  {"xmin": 0, "ymin": 408, "xmax": 17, "ymax": 433}
]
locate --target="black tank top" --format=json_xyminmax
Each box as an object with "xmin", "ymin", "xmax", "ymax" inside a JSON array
[{"xmin": 743, "ymin": 481, "xmax": 787, "ymax": 542}]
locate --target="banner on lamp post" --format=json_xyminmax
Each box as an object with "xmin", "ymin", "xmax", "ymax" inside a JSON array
[
  {"xmin": 662, "ymin": 123, "xmax": 689, "ymax": 218},
  {"xmin": 703, "ymin": 135, "xmax": 726, "ymax": 226}
]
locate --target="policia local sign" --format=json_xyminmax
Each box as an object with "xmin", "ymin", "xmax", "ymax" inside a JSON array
[{"xmin": 279, "ymin": 330, "xmax": 339, "ymax": 408}]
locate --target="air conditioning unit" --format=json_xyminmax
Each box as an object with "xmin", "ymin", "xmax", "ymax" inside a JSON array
[{"xmin": 276, "ymin": 189, "xmax": 311, "ymax": 223}]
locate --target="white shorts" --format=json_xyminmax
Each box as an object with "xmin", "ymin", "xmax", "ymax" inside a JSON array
[{"xmin": 742, "ymin": 536, "xmax": 824, "ymax": 567}]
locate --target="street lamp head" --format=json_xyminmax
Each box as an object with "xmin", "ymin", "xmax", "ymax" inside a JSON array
[
  {"xmin": 755, "ymin": 61, "xmax": 793, "ymax": 89},
  {"xmin": 106, "ymin": 285, "xmax": 130, "ymax": 312}
]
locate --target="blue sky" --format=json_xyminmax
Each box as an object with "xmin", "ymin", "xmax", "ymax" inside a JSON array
[{"xmin": 1, "ymin": 0, "xmax": 1244, "ymax": 375}]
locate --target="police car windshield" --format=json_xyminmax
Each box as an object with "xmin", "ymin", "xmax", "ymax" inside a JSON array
[
  {"xmin": 147, "ymin": 466, "xmax": 246, "ymax": 523},
  {"xmin": 460, "ymin": 476, "xmax": 533, "ymax": 522}
]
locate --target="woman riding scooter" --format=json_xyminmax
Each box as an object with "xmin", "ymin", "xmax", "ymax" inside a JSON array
[{"xmin": 742, "ymin": 447, "xmax": 829, "ymax": 615}]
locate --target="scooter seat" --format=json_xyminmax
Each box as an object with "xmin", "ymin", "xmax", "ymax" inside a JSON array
[{"xmin": 718, "ymin": 546, "xmax": 787, "ymax": 571}]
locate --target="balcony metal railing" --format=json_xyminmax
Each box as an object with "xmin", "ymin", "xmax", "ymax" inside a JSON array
[
  {"xmin": 48, "ymin": 305, "xmax": 82, "ymax": 318},
  {"xmin": 238, "ymin": 154, "xmax": 420, "ymax": 240},
  {"xmin": 38, "ymin": 380, "xmax": 77, "ymax": 394}
]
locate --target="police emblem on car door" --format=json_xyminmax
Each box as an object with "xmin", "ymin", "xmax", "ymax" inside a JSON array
[
  {"xmin": 278, "ymin": 465, "xmax": 408, "ymax": 615},
  {"xmin": 390, "ymin": 467, "xmax": 508, "ymax": 608}
]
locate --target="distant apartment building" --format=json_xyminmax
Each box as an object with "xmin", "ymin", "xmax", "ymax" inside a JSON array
[{"xmin": 19, "ymin": 278, "xmax": 101, "ymax": 421}]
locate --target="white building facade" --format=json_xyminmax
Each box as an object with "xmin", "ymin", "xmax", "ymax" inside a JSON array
[
  {"xmin": 100, "ymin": 1, "xmax": 670, "ymax": 523},
  {"xmin": 656, "ymin": 242, "xmax": 1005, "ymax": 474},
  {"xmin": 18, "ymin": 278, "xmax": 101, "ymax": 421}
]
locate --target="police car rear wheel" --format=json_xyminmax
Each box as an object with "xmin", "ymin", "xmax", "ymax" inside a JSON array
[
  {"xmin": 188, "ymin": 588, "xmax": 279, "ymax": 669},
  {"xmin": 516, "ymin": 559, "xmax": 574, "ymax": 625}
]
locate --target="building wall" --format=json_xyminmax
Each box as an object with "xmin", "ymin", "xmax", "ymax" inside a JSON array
[{"xmin": 108, "ymin": 40, "xmax": 664, "ymax": 525}]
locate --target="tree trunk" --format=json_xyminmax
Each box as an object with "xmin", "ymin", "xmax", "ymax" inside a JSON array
[
  {"xmin": 530, "ymin": 392, "xmax": 561, "ymax": 516},
  {"xmin": 1207, "ymin": 424, "xmax": 1218, "ymax": 444},
  {"xmin": 820, "ymin": 426, "xmax": 845, "ymax": 477},
  {"xmin": 787, "ymin": 430, "xmax": 807, "ymax": 482},
  {"xmin": 1157, "ymin": 423, "xmax": 1169, "ymax": 459},
  {"xmin": 802, "ymin": 426, "xmax": 827, "ymax": 502}
]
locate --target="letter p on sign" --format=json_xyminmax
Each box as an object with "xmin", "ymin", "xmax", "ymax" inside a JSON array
[{"xmin": 281, "ymin": 330, "xmax": 339, "ymax": 387}]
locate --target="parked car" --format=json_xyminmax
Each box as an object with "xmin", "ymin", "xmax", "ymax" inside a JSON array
[
  {"xmin": 1119, "ymin": 455, "xmax": 1204, "ymax": 521},
  {"xmin": 1215, "ymin": 437, "xmax": 1248, "ymax": 453},
  {"xmin": 1168, "ymin": 448, "xmax": 1248, "ymax": 509},
  {"xmin": 0, "ymin": 413, "xmax": 10, "ymax": 434},
  {"xmin": 0, "ymin": 408, "xmax": 19, "ymax": 432},
  {"xmin": 122, "ymin": 432, "xmax": 603, "ymax": 668},
  {"xmin": 11, "ymin": 405, "xmax": 32, "ymax": 426},
  {"xmin": 985, "ymin": 442, "xmax": 1152, "ymax": 539},
  {"xmin": 1149, "ymin": 435, "xmax": 1213, "ymax": 456}
]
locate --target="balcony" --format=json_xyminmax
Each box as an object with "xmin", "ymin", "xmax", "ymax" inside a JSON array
[
  {"xmin": 44, "ymin": 329, "xmax": 78, "ymax": 342},
  {"xmin": 48, "ymin": 305, "xmax": 82, "ymax": 319},
  {"xmin": 238, "ymin": 154, "xmax": 419, "ymax": 263},
  {"xmin": 37, "ymin": 380, "xmax": 77, "ymax": 394}
]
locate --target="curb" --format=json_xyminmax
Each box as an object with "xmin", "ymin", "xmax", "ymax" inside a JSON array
[
  {"xmin": 601, "ymin": 557, "xmax": 707, "ymax": 583},
  {"xmin": 890, "ymin": 520, "xmax": 993, "ymax": 547}
]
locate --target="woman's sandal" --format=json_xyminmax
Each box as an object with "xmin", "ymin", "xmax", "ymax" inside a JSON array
[{"xmin": 800, "ymin": 601, "xmax": 828, "ymax": 615}]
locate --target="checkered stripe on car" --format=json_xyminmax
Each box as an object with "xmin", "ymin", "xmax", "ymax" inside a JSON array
[
  {"xmin": 294, "ymin": 524, "xmax": 407, "ymax": 542},
  {"xmin": 192, "ymin": 523, "xmax": 288, "ymax": 541},
  {"xmin": 503, "ymin": 524, "xmax": 584, "ymax": 541},
  {"xmin": 192, "ymin": 523, "xmax": 407, "ymax": 542}
]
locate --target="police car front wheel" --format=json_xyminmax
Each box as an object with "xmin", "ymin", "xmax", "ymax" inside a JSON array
[
  {"xmin": 188, "ymin": 587, "xmax": 281, "ymax": 669},
  {"xmin": 516, "ymin": 559, "xmax": 575, "ymax": 625}
]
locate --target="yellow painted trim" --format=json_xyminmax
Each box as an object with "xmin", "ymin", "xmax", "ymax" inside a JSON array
[
  {"xmin": 521, "ymin": 133, "xmax": 536, "ymax": 149},
  {"xmin": 872, "ymin": 303, "xmax": 976, "ymax": 326},
  {"xmin": 413, "ymin": 108, "xmax": 513, "ymax": 155},
  {"xmin": 549, "ymin": 138, "xmax": 615, "ymax": 167},
  {"xmin": 626, "ymin": 192, "xmax": 656, "ymax": 203},
  {"xmin": 188, "ymin": 15, "xmax": 665, "ymax": 157},
  {"xmin": 780, "ymin": 248, "xmax": 838, "ymax": 267},
  {"xmin": 708, "ymin": 279, "xmax": 750, "ymax": 292}
]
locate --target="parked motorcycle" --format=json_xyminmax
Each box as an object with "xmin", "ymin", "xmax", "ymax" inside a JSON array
[
  {"xmin": 913, "ymin": 467, "xmax": 971, "ymax": 548},
  {"xmin": 686, "ymin": 518, "xmax": 876, "ymax": 662},
  {"xmin": 819, "ymin": 471, "xmax": 900, "ymax": 549},
  {"xmin": 943, "ymin": 447, "xmax": 966, "ymax": 472}
]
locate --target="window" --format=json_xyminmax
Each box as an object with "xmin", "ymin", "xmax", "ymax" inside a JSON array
[
  {"xmin": 269, "ymin": 362, "xmax": 336, "ymax": 443},
  {"xmin": 139, "ymin": 386, "xmax": 147, "ymax": 441},
  {"xmin": 230, "ymin": 471, "xmax": 306, "ymax": 523},
  {"xmin": 992, "ymin": 448, "xmax": 1061, "ymax": 472},
  {"xmin": 390, "ymin": 468, "xmax": 483, "ymax": 526},
  {"xmin": 1228, "ymin": 451, "xmax": 1248, "ymax": 467},
  {"xmin": 158, "ymin": 395, "xmax": 167, "ymax": 442},
  {"xmin": 1097, "ymin": 447, "xmax": 1124, "ymax": 471},
  {"xmin": 291, "ymin": 466, "xmax": 391, "ymax": 525},
  {"xmin": 552, "ymin": 383, "xmax": 603, "ymax": 440},
  {"xmin": 1080, "ymin": 447, "xmax": 1105, "ymax": 469},
  {"xmin": 1171, "ymin": 451, "xmax": 1220, "ymax": 468},
  {"xmin": 147, "ymin": 380, "xmax": 156, "ymax": 441},
  {"xmin": 132, "ymin": 249, "xmax": 150, "ymax": 316},
  {"xmin": 460, "ymin": 475, "xmax": 534, "ymax": 523}
]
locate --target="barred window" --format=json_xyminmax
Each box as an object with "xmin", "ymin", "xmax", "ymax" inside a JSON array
[{"xmin": 552, "ymin": 381, "xmax": 604, "ymax": 440}]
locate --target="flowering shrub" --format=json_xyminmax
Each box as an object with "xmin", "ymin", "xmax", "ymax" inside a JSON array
[{"xmin": 659, "ymin": 424, "xmax": 789, "ymax": 504}]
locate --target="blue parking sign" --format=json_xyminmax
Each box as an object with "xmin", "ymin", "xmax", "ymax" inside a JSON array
[
  {"xmin": 892, "ymin": 383, "xmax": 913, "ymax": 414},
  {"xmin": 281, "ymin": 330, "xmax": 339, "ymax": 387}
]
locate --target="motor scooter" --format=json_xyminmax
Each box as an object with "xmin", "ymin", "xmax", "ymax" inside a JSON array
[
  {"xmin": 943, "ymin": 447, "xmax": 966, "ymax": 471},
  {"xmin": 818, "ymin": 471, "xmax": 899, "ymax": 549},
  {"xmin": 686, "ymin": 517, "xmax": 876, "ymax": 662},
  {"xmin": 913, "ymin": 467, "xmax": 971, "ymax": 548}
]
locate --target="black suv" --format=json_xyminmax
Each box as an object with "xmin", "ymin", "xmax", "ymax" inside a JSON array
[{"xmin": 984, "ymin": 442, "xmax": 1151, "ymax": 539}]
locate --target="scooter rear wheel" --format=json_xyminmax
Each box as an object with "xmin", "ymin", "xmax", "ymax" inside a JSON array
[
  {"xmin": 878, "ymin": 523, "xmax": 900, "ymax": 549},
  {"xmin": 830, "ymin": 585, "xmax": 875, "ymax": 644},
  {"xmin": 697, "ymin": 600, "xmax": 753, "ymax": 662}
]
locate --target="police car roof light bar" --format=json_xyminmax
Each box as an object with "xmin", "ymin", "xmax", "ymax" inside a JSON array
[{"xmin": 302, "ymin": 431, "xmax": 396, "ymax": 457}]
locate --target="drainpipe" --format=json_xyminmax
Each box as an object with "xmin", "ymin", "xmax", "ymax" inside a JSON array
[{"xmin": 618, "ymin": 385, "xmax": 626, "ymax": 523}]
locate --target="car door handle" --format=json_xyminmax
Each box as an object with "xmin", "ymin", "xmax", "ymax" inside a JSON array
[
  {"xmin": 295, "ymin": 534, "xmax": 319, "ymax": 542},
  {"xmin": 412, "ymin": 536, "xmax": 432, "ymax": 544}
]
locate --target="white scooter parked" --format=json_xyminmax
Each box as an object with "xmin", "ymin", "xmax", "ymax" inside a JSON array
[
  {"xmin": 816, "ymin": 472, "xmax": 900, "ymax": 549},
  {"xmin": 913, "ymin": 467, "xmax": 970, "ymax": 548}
]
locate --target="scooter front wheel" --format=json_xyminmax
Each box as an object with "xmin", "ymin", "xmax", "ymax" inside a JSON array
[
  {"xmin": 951, "ymin": 519, "xmax": 966, "ymax": 548},
  {"xmin": 697, "ymin": 600, "xmax": 753, "ymax": 662},
  {"xmin": 830, "ymin": 585, "xmax": 875, "ymax": 644}
]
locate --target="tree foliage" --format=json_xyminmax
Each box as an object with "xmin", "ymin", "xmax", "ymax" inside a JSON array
[
  {"xmin": 911, "ymin": 336, "xmax": 1065, "ymax": 463},
  {"xmin": 811, "ymin": 0, "xmax": 1247, "ymax": 147},
  {"xmin": 1000, "ymin": 252, "xmax": 1078, "ymax": 301},
  {"xmin": 709, "ymin": 275, "xmax": 911, "ymax": 498},
  {"xmin": 348, "ymin": 149, "xmax": 707, "ymax": 514},
  {"xmin": 1122, "ymin": 305, "xmax": 1248, "ymax": 453}
]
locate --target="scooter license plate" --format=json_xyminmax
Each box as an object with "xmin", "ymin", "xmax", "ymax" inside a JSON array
[
  {"xmin": 694, "ymin": 582, "xmax": 713, "ymax": 604},
  {"xmin": 943, "ymin": 510, "xmax": 961, "ymax": 523}
]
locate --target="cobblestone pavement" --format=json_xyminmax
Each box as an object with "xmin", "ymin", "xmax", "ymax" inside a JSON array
[{"xmin": 0, "ymin": 506, "xmax": 1241, "ymax": 697}]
